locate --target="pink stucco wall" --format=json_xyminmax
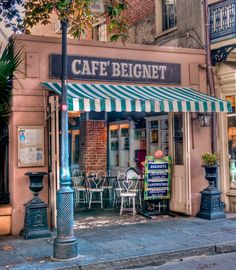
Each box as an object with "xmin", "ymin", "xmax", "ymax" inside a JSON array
[{"xmin": 9, "ymin": 34, "xmax": 210, "ymax": 234}]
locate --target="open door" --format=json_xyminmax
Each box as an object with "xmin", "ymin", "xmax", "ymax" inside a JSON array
[{"xmin": 169, "ymin": 112, "xmax": 191, "ymax": 215}]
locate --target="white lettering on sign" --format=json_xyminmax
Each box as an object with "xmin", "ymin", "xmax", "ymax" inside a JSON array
[
  {"xmin": 81, "ymin": 60, "xmax": 91, "ymax": 75},
  {"xmin": 133, "ymin": 64, "xmax": 142, "ymax": 78},
  {"xmin": 99, "ymin": 61, "xmax": 108, "ymax": 76},
  {"xmin": 112, "ymin": 62, "xmax": 121, "ymax": 77},
  {"xmin": 71, "ymin": 59, "xmax": 168, "ymax": 80},
  {"xmin": 72, "ymin": 59, "xmax": 81, "ymax": 75},
  {"xmin": 91, "ymin": 61, "xmax": 99, "ymax": 75},
  {"xmin": 159, "ymin": 65, "xmax": 167, "ymax": 79}
]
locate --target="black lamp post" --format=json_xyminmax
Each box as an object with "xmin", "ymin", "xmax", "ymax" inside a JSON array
[{"xmin": 53, "ymin": 18, "xmax": 78, "ymax": 260}]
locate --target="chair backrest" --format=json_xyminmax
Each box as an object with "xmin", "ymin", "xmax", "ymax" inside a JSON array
[
  {"xmin": 71, "ymin": 170, "xmax": 86, "ymax": 188},
  {"xmin": 125, "ymin": 167, "xmax": 139, "ymax": 180},
  {"xmin": 96, "ymin": 170, "xmax": 106, "ymax": 178},
  {"xmin": 72, "ymin": 169, "xmax": 81, "ymax": 177},
  {"xmin": 117, "ymin": 172, "xmax": 138, "ymax": 193},
  {"xmin": 87, "ymin": 170, "xmax": 104, "ymax": 189}
]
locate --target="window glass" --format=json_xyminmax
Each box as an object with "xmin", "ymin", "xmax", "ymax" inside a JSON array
[
  {"xmin": 173, "ymin": 113, "xmax": 183, "ymax": 165},
  {"xmin": 227, "ymin": 95, "xmax": 236, "ymax": 187},
  {"xmin": 93, "ymin": 22, "xmax": 107, "ymax": 41},
  {"xmin": 162, "ymin": 0, "xmax": 177, "ymax": 31}
]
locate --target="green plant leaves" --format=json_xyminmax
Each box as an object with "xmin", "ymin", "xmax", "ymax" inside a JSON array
[{"xmin": 0, "ymin": 41, "xmax": 22, "ymax": 116}]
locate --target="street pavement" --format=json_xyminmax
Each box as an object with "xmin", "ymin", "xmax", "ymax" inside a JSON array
[
  {"xmin": 1, "ymin": 216, "xmax": 236, "ymax": 269},
  {"xmin": 124, "ymin": 251, "xmax": 236, "ymax": 270}
]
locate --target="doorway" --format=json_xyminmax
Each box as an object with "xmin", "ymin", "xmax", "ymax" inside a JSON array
[{"xmin": 169, "ymin": 112, "xmax": 191, "ymax": 215}]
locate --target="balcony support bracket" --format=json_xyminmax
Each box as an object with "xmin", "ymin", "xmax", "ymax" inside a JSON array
[{"xmin": 211, "ymin": 45, "xmax": 236, "ymax": 65}]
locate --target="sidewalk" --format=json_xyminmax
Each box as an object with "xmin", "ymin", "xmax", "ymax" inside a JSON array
[{"xmin": 1, "ymin": 215, "xmax": 236, "ymax": 270}]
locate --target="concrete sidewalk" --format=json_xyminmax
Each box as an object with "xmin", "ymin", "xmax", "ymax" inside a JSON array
[{"xmin": 1, "ymin": 216, "xmax": 236, "ymax": 270}]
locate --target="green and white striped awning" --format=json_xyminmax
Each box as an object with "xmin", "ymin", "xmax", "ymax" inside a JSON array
[{"xmin": 42, "ymin": 82, "xmax": 231, "ymax": 113}]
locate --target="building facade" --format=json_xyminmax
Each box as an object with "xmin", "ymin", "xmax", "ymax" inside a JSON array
[
  {"xmin": 1, "ymin": 1, "xmax": 234, "ymax": 236},
  {"xmin": 3, "ymin": 34, "xmax": 230, "ymax": 235}
]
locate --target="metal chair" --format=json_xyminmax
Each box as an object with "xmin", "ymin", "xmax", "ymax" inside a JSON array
[
  {"xmin": 71, "ymin": 170, "xmax": 88, "ymax": 206},
  {"xmin": 87, "ymin": 170, "xmax": 105, "ymax": 209},
  {"xmin": 117, "ymin": 172, "xmax": 138, "ymax": 215},
  {"xmin": 125, "ymin": 167, "xmax": 142, "ymax": 208}
]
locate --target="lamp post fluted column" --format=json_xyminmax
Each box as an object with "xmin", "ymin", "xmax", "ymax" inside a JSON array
[{"xmin": 53, "ymin": 19, "xmax": 78, "ymax": 260}]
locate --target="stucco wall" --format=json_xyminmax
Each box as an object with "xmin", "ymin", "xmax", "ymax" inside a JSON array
[{"xmin": 9, "ymin": 34, "xmax": 209, "ymax": 234}]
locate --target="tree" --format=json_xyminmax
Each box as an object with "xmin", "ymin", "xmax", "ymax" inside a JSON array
[
  {"xmin": 0, "ymin": 0, "xmax": 129, "ymax": 42},
  {"xmin": 0, "ymin": 0, "xmax": 24, "ymax": 33},
  {"xmin": 0, "ymin": 41, "xmax": 22, "ymax": 117}
]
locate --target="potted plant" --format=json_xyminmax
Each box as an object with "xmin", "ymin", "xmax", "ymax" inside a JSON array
[{"xmin": 201, "ymin": 152, "xmax": 218, "ymax": 189}]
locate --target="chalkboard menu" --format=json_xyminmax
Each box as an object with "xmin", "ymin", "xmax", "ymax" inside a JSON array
[{"xmin": 144, "ymin": 156, "xmax": 172, "ymax": 200}]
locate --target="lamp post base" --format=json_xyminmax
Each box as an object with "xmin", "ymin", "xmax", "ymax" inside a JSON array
[
  {"xmin": 197, "ymin": 188, "xmax": 226, "ymax": 220},
  {"xmin": 53, "ymin": 237, "xmax": 78, "ymax": 260}
]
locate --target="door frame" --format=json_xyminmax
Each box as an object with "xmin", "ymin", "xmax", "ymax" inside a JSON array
[{"xmin": 169, "ymin": 112, "xmax": 192, "ymax": 215}]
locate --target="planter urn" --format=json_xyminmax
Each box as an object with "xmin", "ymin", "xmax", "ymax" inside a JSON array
[
  {"xmin": 197, "ymin": 165, "xmax": 226, "ymax": 220},
  {"xmin": 21, "ymin": 172, "xmax": 52, "ymax": 239}
]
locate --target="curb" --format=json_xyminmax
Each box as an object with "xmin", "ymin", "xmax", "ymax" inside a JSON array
[
  {"xmin": 55, "ymin": 245, "xmax": 217, "ymax": 270},
  {"xmin": 53, "ymin": 241, "xmax": 236, "ymax": 270}
]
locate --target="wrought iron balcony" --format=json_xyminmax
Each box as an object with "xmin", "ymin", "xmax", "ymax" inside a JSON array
[{"xmin": 209, "ymin": 0, "xmax": 236, "ymax": 43}]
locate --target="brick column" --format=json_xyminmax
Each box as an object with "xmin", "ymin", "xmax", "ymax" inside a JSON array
[{"xmin": 79, "ymin": 120, "xmax": 107, "ymax": 172}]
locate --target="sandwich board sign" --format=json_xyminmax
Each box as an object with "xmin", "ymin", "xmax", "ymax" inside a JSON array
[{"xmin": 144, "ymin": 156, "xmax": 171, "ymax": 200}]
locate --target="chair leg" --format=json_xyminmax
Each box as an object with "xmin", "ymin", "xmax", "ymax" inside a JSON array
[
  {"xmin": 113, "ymin": 190, "xmax": 116, "ymax": 207},
  {"xmin": 133, "ymin": 197, "xmax": 136, "ymax": 216},
  {"xmin": 85, "ymin": 190, "xmax": 88, "ymax": 204},
  {"xmin": 139, "ymin": 192, "xmax": 142, "ymax": 208},
  {"xmin": 89, "ymin": 191, "xmax": 92, "ymax": 209},
  {"xmin": 75, "ymin": 190, "xmax": 78, "ymax": 206},
  {"xmin": 100, "ymin": 192, "xmax": 103, "ymax": 209},
  {"xmin": 120, "ymin": 197, "xmax": 124, "ymax": 215},
  {"xmin": 78, "ymin": 190, "xmax": 81, "ymax": 205}
]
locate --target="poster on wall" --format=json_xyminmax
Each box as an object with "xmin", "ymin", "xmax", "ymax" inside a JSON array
[
  {"xmin": 144, "ymin": 156, "xmax": 172, "ymax": 200},
  {"xmin": 18, "ymin": 126, "xmax": 45, "ymax": 167}
]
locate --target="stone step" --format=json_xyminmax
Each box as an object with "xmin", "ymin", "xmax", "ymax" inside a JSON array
[{"xmin": 0, "ymin": 205, "xmax": 12, "ymax": 235}]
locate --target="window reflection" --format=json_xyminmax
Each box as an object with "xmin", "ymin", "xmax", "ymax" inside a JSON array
[
  {"xmin": 174, "ymin": 113, "xmax": 183, "ymax": 165},
  {"xmin": 227, "ymin": 95, "xmax": 236, "ymax": 187},
  {"xmin": 162, "ymin": 0, "xmax": 177, "ymax": 31}
]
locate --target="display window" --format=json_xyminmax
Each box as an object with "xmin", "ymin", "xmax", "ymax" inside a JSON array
[{"xmin": 227, "ymin": 95, "xmax": 236, "ymax": 188}]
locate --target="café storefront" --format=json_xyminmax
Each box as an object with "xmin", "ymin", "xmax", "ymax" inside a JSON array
[{"xmin": 7, "ymin": 34, "xmax": 230, "ymax": 235}]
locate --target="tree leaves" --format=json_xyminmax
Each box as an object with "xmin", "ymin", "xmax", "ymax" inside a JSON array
[
  {"xmin": 0, "ymin": 0, "xmax": 129, "ymax": 42},
  {"xmin": 0, "ymin": 41, "xmax": 22, "ymax": 116}
]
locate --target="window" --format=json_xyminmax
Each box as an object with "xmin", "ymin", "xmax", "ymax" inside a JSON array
[
  {"xmin": 155, "ymin": 0, "xmax": 177, "ymax": 35},
  {"xmin": 93, "ymin": 22, "xmax": 107, "ymax": 41},
  {"xmin": 227, "ymin": 95, "xmax": 236, "ymax": 187},
  {"xmin": 173, "ymin": 113, "xmax": 183, "ymax": 165},
  {"xmin": 162, "ymin": 0, "xmax": 177, "ymax": 31}
]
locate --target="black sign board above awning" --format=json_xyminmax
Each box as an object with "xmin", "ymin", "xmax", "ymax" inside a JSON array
[{"xmin": 49, "ymin": 54, "xmax": 181, "ymax": 84}]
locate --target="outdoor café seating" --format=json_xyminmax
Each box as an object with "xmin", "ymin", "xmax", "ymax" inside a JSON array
[
  {"xmin": 117, "ymin": 172, "xmax": 139, "ymax": 216},
  {"xmin": 71, "ymin": 169, "xmax": 88, "ymax": 206},
  {"xmin": 71, "ymin": 168, "xmax": 143, "ymax": 215},
  {"xmin": 87, "ymin": 170, "xmax": 105, "ymax": 209}
]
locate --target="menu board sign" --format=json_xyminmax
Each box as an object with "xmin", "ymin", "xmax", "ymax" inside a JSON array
[
  {"xmin": 18, "ymin": 126, "xmax": 45, "ymax": 167},
  {"xmin": 144, "ymin": 156, "xmax": 171, "ymax": 200}
]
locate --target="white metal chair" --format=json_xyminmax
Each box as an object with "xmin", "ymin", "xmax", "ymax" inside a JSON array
[
  {"xmin": 71, "ymin": 170, "xmax": 88, "ymax": 206},
  {"xmin": 125, "ymin": 167, "xmax": 142, "ymax": 208},
  {"xmin": 87, "ymin": 170, "xmax": 105, "ymax": 209},
  {"xmin": 117, "ymin": 172, "xmax": 138, "ymax": 215}
]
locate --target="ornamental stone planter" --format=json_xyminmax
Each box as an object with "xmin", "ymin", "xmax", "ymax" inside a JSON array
[
  {"xmin": 197, "ymin": 165, "xmax": 226, "ymax": 220},
  {"xmin": 21, "ymin": 172, "xmax": 52, "ymax": 239}
]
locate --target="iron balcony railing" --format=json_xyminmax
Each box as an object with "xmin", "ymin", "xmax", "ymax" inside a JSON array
[{"xmin": 209, "ymin": 0, "xmax": 236, "ymax": 43}]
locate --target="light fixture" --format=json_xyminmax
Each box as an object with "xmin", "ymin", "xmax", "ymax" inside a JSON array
[
  {"xmin": 192, "ymin": 112, "xmax": 212, "ymax": 127},
  {"xmin": 228, "ymin": 127, "xmax": 236, "ymax": 140}
]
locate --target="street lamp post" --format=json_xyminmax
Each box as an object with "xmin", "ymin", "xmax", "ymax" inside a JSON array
[{"xmin": 53, "ymin": 19, "xmax": 78, "ymax": 260}]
